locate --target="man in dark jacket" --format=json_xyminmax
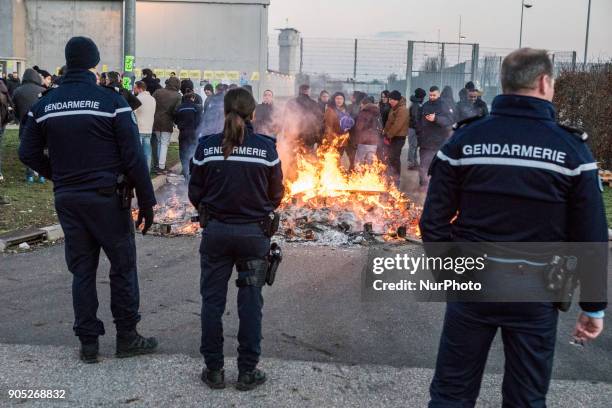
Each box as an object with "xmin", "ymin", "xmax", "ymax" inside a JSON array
[
  {"xmin": 152, "ymin": 76, "xmax": 182, "ymax": 173},
  {"xmin": 418, "ymin": 86, "xmax": 454, "ymax": 190},
  {"xmin": 253, "ymin": 89, "xmax": 277, "ymax": 137},
  {"xmin": 284, "ymin": 84, "xmax": 323, "ymax": 151},
  {"xmin": 174, "ymin": 92, "xmax": 203, "ymax": 183},
  {"xmin": 106, "ymin": 72, "xmax": 141, "ymax": 111},
  {"xmin": 19, "ymin": 36, "xmax": 158, "ymax": 363},
  {"xmin": 455, "ymin": 88, "xmax": 489, "ymax": 122},
  {"xmin": 180, "ymin": 79, "xmax": 203, "ymax": 105},
  {"xmin": 12, "ymin": 68, "xmax": 46, "ymax": 182},
  {"xmin": 408, "ymin": 88, "xmax": 426, "ymax": 170},
  {"xmin": 6, "ymin": 73, "xmax": 20, "ymax": 96},
  {"xmin": 200, "ymin": 83, "xmax": 225, "ymax": 138},
  {"xmin": 141, "ymin": 69, "xmax": 161, "ymax": 95}
]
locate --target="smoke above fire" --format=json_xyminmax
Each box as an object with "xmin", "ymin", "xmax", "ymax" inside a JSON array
[{"xmin": 138, "ymin": 95, "xmax": 421, "ymax": 243}]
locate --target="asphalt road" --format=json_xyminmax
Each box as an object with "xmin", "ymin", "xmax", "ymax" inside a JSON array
[{"xmin": 1, "ymin": 236, "xmax": 611, "ymax": 386}]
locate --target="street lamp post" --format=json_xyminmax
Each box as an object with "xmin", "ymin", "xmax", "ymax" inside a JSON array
[
  {"xmin": 519, "ymin": 0, "xmax": 533, "ymax": 48},
  {"xmin": 584, "ymin": 0, "xmax": 592, "ymax": 66},
  {"xmin": 458, "ymin": 15, "xmax": 464, "ymax": 64}
]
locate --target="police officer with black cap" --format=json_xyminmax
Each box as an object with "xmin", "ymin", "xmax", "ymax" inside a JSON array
[
  {"xmin": 188, "ymin": 87, "xmax": 284, "ymax": 391},
  {"xmin": 19, "ymin": 36, "xmax": 158, "ymax": 364},
  {"xmin": 420, "ymin": 48, "xmax": 608, "ymax": 407}
]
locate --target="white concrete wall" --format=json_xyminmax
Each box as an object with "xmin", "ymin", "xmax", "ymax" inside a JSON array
[
  {"xmin": 24, "ymin": 0, "xmax": 124, "ymax": 74},
  {"xmin": 135, "ymin": 0, "xmax": 269, "ymax": 97}
]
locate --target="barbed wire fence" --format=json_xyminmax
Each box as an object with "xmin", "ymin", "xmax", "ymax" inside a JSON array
[{"xmin": 268, "ymin": 37, "xmax": 577, "ymax": 104}]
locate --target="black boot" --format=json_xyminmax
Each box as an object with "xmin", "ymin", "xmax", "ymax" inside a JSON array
[
  {"xmin": 236, "ymin": 369, "xmax": 266, "ymax": 391},
  {"xmin": 79, "ymin": 338, "xmax": 99, "ymax": 364},
  {"xmin": 115, "ymin": 330, "xmax": 158, "ymax": 358},
  {"xmin": 201, "ymin": 368, "xmax": 225, "ymax": 389}
]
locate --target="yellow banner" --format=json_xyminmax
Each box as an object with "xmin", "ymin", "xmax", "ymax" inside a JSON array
[
  {"xmin": 250, "ymin": 71, "xmax": 260, "ymax": 81},
  {"xmin": 133, "ymin": 68, "xmax": 142, "ymax": 79},
  {"xmin": 165, "ymin": 69, "xmax": 177, "ymax": 78},
  {"xmin": 214, "ymin": 71, "xmax": 227, "ymax": 80},
  {"xmin": 179, "ymin": 70, "xmax": 190, "ymax": 79},
  {"xmin": 202, "ymin": 71, "xmax": 215, "ymax": 80},
  {"xmin": 189, "ymin": 70, "xmax": 202, "ymax": 80},
  {"xmin": 102, "ymin": 64, "xmax": 109, "ymax": 73},
  {"xmin": 153, "ymin": 69, "xmax": 165, "ymax": 78},
  {"xmin": 226, "ymin": 71, "xmax": 240, "ymax": 81}
]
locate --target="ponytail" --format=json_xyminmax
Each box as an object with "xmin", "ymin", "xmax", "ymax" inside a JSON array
[
  {"xmin": 221, "ymin": 88, "xmax": 256, "ymax": 159},
  {"xmin": 222, "ymin": 112, "xmax": 246, "ymax": 158}
]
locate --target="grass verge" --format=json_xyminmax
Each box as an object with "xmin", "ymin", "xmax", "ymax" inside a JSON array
[{"xmin": 0, "ymin": 128, "xmax": 179, "ymax": 234}]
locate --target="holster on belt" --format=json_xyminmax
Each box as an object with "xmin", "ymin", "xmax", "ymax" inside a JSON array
[
  {"xmin": 259, "ymin": 212, "xmax": 280, "ymax": 238},
  {"xmin": 115, "ymin": 174, "xmax": 134, "ymax": 209},
  {"xmin": 197, "ymin": 203, "xmax": 211, "ymax": 228},
  {"xmin": 545, "ymin": 255, "xmax": 579, "ymax": 312}
]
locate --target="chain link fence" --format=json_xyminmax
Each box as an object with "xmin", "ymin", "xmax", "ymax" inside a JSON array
[{"xmin": 268, "ymin": 37, "xmax": 577, "ymax": 104}]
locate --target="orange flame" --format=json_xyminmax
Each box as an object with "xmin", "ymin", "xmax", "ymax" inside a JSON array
[{"xmin": 281, "ymin": 135, "xmax": 421, "ymax": 238}]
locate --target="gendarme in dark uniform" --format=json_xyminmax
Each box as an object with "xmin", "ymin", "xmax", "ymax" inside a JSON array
[
  {"xmin": 188, "ymin": 88, "xmax": 284, "ymax": 391},
  {"xmin": 19, "ymin": 37, "xmax": 158, "ymax": 363},
  {"xmin": 420, "ymin": 49, "xmax": 608, "ymax": 407}
]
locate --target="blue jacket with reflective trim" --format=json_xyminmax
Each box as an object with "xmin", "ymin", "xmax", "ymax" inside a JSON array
[
  {"xmin": 419, "ymin": 94, "xmax": 608, "ymax": 312},
  {"xmin": 18, "ymin": 69, "xmax": 156, "ymax": 208},
  {"xmin": 188, "ymin": 123, "xmax": 284, "ymax": 223}
]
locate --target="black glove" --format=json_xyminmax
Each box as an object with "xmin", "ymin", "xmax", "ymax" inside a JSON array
[{"xmin": 135, "ymin": 207, "xmax": 154, "ymax": 235}]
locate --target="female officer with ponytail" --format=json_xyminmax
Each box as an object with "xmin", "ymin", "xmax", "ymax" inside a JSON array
[{"xmin": 188, "ymin": 88, "xmax": 284, "ymax": 391}]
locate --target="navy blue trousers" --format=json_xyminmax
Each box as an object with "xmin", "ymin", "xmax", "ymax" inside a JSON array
[
  {"xmin": 199, "ymin": 219, "xmax": 269, "ymax": 372},
  {"xmin": 55, "ymin": 190, "xmax": 140, "ymax": 338},
  {"xmin": 429, "ymin": 302, "xmax": 558, "ymax": 408}
]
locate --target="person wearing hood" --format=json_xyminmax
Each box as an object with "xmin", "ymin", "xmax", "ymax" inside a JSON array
[
  {"xmin": 152, "ymin": 75, "xmax": 182, "ymax": 173},
  {"xmin": 455, "ymin": 87, "xmax": 489, "ymax": 123},
  {"xmin": 12, "ymin": 68, "xmax": 46, "ymax": 182},
  {"xmin": 440, "ymin": 85, "xmax": 456, "ymax": 118},
  {"xmin": 407, "ymin": 88, "xmax": 426, "ymax": 170},
  {"xmin": 180, "ymin": 79, "xmax": 203, "ymax": 105},
  {"xmin": 382, "ymin": 90, "xmax": 410, "ymax": 188},
  {"xmin": 141, "ymin": 69, "xmax": 161, "ymax": 95},
  {"xmin": 106, "ymin": 71, "xmax": 142, "ymax": 111},
  {"xmin": 418, "ymin": 86, "xmax": 454, "ymax": 190},
  {"xmin": 200, "ymin": 83, "xmax": 226, "ymax": 138},
  {"xmin": 353, "ymin": 97, "xmax": 383, "ymax": 167}
]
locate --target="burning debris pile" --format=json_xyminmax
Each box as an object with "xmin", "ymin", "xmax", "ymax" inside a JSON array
[
  {"xmin": 137, "ymin": 137, "xmax": 422, "ymax": 245},
  {"xmin": 278, "ymin": 137, "xmax": 421, "ymax": 244},
  {"xmin": 133, "ymin": 174, "xmax": 200, "ymax": 236}
]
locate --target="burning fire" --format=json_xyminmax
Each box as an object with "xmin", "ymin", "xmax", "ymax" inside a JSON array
[
  {"xmin": 280, "ymin": 134, "xmax": 421, "ymax": 241},
  {"xmin": 135, "ymin": 132, "xmax": 422, "ymax": 242}
]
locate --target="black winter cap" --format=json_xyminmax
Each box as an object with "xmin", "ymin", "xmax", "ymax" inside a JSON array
[
  {"xmin": 65, "ymin": 36, "xmax": 100, "ymax": 70},
  {"xmin": 389, "ymin": 90, "xmax": 402, "ymax": 101},
  {"xmin": 414, "ymin": 88, "xmax": 426, "ymax": 99}
]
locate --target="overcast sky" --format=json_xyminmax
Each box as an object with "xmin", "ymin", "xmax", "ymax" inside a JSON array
[{"xmin": 268, "ymin": 0, "xmax": 612, "ymax": 62}]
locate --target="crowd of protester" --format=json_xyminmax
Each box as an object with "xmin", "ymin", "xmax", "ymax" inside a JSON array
[
  {"xmin": 1, "ymin": 65, "xmax": 490, "ymax": 191},
  {"xmin": 277, "ymin": 81, "xmax": 490, "ymax": 191}
]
